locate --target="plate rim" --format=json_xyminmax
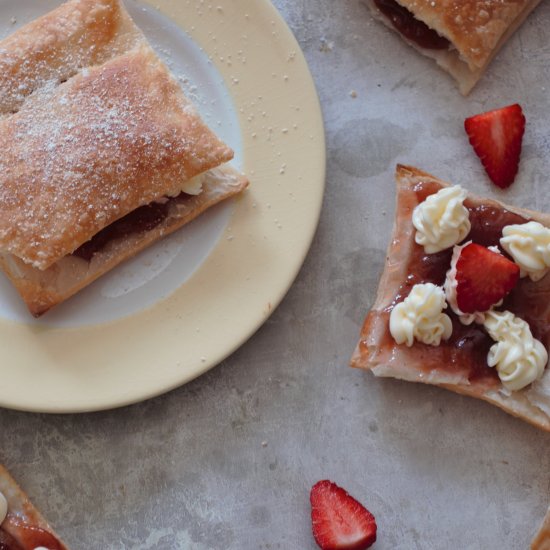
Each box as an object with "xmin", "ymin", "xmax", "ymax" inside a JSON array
[{"xmin": 0, "ymin": 0, "xmax": 326, "ymax": 413}]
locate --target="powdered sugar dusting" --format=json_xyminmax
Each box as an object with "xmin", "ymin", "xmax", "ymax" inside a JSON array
[
  {"xmin": 377, "ymin": 0, "xmax": 530, "ymax": 69},
  {"xmin": 0, "ymin": 0, "xmax": 233, "ymax": 270},
  {"xmin": 0, "ymin": 0, "xmax": 143, "ymax": 116}
]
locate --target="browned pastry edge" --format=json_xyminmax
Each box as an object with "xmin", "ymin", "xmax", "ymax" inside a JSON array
[
  {"xmin": 350, "ymin": 165, "xmax": 550, "ymax": 432},
  {"xmin": 0, "ymin": 463, "xmax": 68, "ymax": 549},
  {"xmin": 531, "ymin": 507, "xmax": 550, "ymax": 550},
  {"xmin": 367, "ymin": 0, "xmax": 543, "ymax": 94},
  {"xmin": 0, "ymin": 165, "xmax": 248, "ymax": 317},
  {"xmin": 396, "ymin": 0, "xmax": 540, "ymax": 68}
]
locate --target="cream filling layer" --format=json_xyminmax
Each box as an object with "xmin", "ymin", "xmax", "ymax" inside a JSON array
[{"xmin": 168, "ymin": 173, "xmax": 204, "ymax": 197}]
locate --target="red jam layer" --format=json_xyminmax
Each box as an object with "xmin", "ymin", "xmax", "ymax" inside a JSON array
[
  {"xmin": 0, "ymin": 523, "xmax": 64, "ymax": 550},
  {"xmin": 72, "ymin": 192, "xmax": 193, "ymax": 261},
  {"xmin": 386, "ymin": 181, "xmax": 550, "ymax": 386},
  {"xmin": 374, "ymin": 0, "xmax": 450, "ymax": 50},
  {"xmin": 73, "ymin": 200, "xmax": 170, "ymax": 261}
]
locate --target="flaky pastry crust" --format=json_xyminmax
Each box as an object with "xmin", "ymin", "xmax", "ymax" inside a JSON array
[
  {"xmin": 0, "ymin": 0, "xmax": 233, "ymax": 270},
  {"xmin": 0, "ymin": 0, "xmax": 246, "ymax": 315},
  {"xmin": 0, "ymin": 0, "xmax": 142, "ymax": 116},
  {"xmin": 367, "ymin": 0, "xmax": 543, "ymax": 94},
  {"xmin": 0, "ymin": 166, "xmax": 248, "ymax": 317},
  {"xmin": 0, "ymin": 44, "xmax": 233, "ymax": 270}
]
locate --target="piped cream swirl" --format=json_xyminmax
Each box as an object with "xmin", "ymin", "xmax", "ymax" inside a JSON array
[
  {"xmin": 412, "ymin": 185, "xmax": 470, "ymax": 253},
  {"xmin": 390, "ymin": 283, "xmax": 452, "ymax": 347},
  {"xmin": 483, "ymin": 310, "xmax": 547, "ymax": 391},
  {"xmin": 500, "ymin": 221, "xmax": 550, "ymax": 281}
]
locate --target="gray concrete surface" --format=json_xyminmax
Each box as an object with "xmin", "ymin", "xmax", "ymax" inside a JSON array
[{"xmin": 1, "ymin": 0, "xmax": 550, "ymax": 548}]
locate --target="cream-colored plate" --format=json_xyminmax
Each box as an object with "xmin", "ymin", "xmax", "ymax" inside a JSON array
[{"xmin": 0, "ymin": 0, "xmax": 325, "ymax": 412}]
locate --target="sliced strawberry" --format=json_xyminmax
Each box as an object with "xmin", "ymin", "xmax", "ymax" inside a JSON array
[
  {"xmin": 455, "ymin": 243, "xmax": 519, "ymax": 313},
  {"xmin": 310, "ymin": 480, "xmax": 377, "ymax": 550},
  {"xmin": 464, "ymin": 103, "xmax": 525, "ymax": 189}
]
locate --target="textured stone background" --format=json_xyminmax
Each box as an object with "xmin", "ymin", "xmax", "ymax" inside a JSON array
[{"xmin": 1, "ymin": 1, "xmax": 550, "ymax": 548}]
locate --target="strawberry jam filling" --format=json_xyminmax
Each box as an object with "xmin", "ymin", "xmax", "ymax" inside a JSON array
[
  {"xmin": 381, "ymin": 181, "xmax": 550, "ymax": 386},
  {"xmin": 373, "ymin": 0, "xmax": 450, "ymax": 50},
  {"xmin": 0, "ymin": 523, "xmax": 63, "ymax": 550},
  {"xmin": 72, "ymin": 200, "xmax": 170, "ymax": 262},
  {"xmin": 72, "ymin": 192, "xmax": 193, "ymax": 261}
]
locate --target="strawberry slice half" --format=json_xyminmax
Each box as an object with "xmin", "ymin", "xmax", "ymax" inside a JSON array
[
  {"xmin": 310, "ymin": 480, "xmax": 377, "ymax": 550},
  {"xmin": 455, "ymin": 243, "xmax": 520, "ymax": 314},
  {"xmin": 464, "ymin": 103, "xmax": 525, "ymax": 189}
]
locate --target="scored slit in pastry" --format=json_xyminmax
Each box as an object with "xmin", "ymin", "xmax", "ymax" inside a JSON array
[
  {"xmin": 0, "ymin": 463, "xmax": 67, "ymax": 549},
  {"xmin": 0, "ymin": 0, "xmax": 248, "ymax": 317},
  {"xmin": 366, "ymin": 0, "xmax": 544, "ymax": 94},
  {"xmin": 351, "ymin": 165, "xmax": 550, "ymax": 432}
]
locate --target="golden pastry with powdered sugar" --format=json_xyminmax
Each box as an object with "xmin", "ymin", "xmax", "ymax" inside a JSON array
[
  {"xmin": 0, "ymin": 0, "xmax": 248, "ymax": 316},
  {"xmin": 366, "ymin": 0, "xmax": 543, "ymax": 94}
]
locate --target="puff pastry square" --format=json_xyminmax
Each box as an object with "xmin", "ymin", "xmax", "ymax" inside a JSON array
[
  {"xmin": 0, "ymin": 0, "xmax": 248, "ymax": 316},
  {"xmin": 351, "ymin": 165, "xmax": 550, "ymax": 431},
  {"xmin": 367, "ymin": 0, "xmax": 543, "ymax": 94}
]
